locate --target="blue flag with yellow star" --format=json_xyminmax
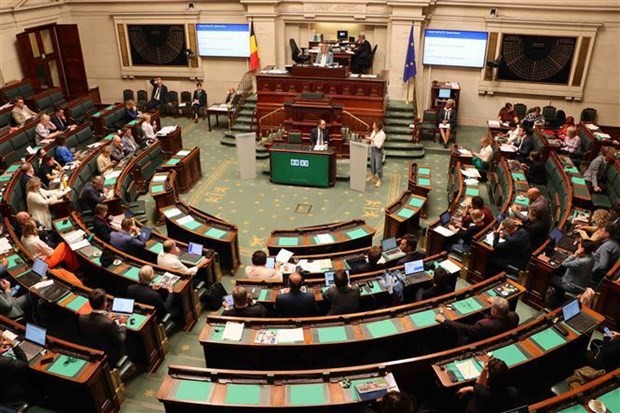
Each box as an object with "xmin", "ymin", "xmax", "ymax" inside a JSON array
[{"xmin": 403, "ymin": 25, "xmax": 417, "ymax": 82}]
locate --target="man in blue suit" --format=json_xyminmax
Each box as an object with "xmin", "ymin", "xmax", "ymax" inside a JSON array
[
  {"xmin": 274, "ymin": 272, "xmax": 318, "ymax": 317},
  {"xmin": 110, "ymin": 217, "xmax": 146, "ymax": 256}
]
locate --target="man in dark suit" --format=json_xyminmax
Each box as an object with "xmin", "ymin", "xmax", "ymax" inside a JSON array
[
  {"xmin": 146, "ymin": 77, "xmax": 168, "ymax": 111},
  {"xmin": 126, "ymin": 266, "xmax": 174, "ymax": 322},
  {"xmin": 0, "ymin": 333, "xmax": 29, "ymax": 405},
  {"xmin": 92, "ymin": 203, "xmax": 113, "ymax": 243},
  {"xmin": 222, "ymin": 286, "xmax": 268, "ymax": 317},
  {"xmin": 435, "ymin": 297, "xmax": 519, "ymax": 345},
  {"xmin": 322, "ymin": 270, "xmax": 360, "ymax": 315},
  {"xmin": 487, "ymin": 218, "xmax": 531, "ymax": 276},
  {"xmin": 79, "ymin": 176, "xmax": 108, "ymax": 213},
  {"xmin": 310, "ymin": 119, "xmax": 330, "ymax": 147},
  {"xmin": 78, "ymin": 288, "xmax": 126, "ymax": 366},
  {"xmin": 351, "ymin": 246, "xmax": 383, "ymax": 274},
  {"xmin": 110, "ymin": 217, "xmax": 147, "ymax": 256},
  {"xmin": 523, "ymin": 206, "xmax": 548, "ymax": 251},
  {"xmin": 516, "ymin": 125, "xmax": 534, "ymax": 162},
  {"xmin": 351, "ymin": 33, "xmax": 372, "ymax": 73},
  {"xmin": 19, "ymin": 162, "xmax": 36, "ymax": 201},
  {"xmin": 396, "ymin": 233, "xmax": 425, "ymax": 265},
  {"xmin": 274, "ymin": 272, "xmax": 318, "ymax": 317},
  {"xmin": 14, "ymin": 211, "xmax": 55, "ymax": 247}
]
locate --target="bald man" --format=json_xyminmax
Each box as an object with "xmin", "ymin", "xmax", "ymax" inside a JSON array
[
  {"xmin": 157, "ymin": 240, "xmax": 205, "ymax": 276},
  {"xmin": 14, "ymin": 211, "xmax": 54, "ymax": 247},
  {"xmin": 274, "ymin": 272, "xmax": 318, "ymax": 317},
  {"xmin": 110, "ymin": 136, "xmax": 126, "ymax": 162},
  {"xmin": 510, "ymin": 187, "xmax": 551, "ymax": 229},
  {"xmin": 351, "ymin": 33, "xmax": 372, "ymax": 74},
  {"xmin": 79, "ymin": 175, "xmax": 109, "ymax": 213}
]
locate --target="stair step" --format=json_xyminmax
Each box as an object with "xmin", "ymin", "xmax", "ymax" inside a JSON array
[
  {"xmin": 385, "ymin": 110, "xmax": 415, "ymax": 119},
  {"xmin": 231, "ymin": 124, "xmax": 253, "ymax": 132},
  {"xmin": 383, "ymin": 141, "xmax": 424, "ymax": 150},
  {"xmin": 245, "ymin": 94, "xmax": 257, "ymax": 102},
  {"xmin": 386, "ymin": 101, "xmax": 415, "ymax": 111},
  {"xmin": 239, "ymin": 109, "xmax": 254, "ymax": 116},
  {"xmin": 385, "ymin": 149, "xmax": 425, "ymax": 159},
  {"xmin": 384, "ymin": 126, "xmax": 413, "ymax": 135},
  {"xmin": 387, "ymin": 134, "xmax": 416, "ymax": 143},
  {"xmin": 384, "ymin": 117, "xmax": 413, "ymax": 126},
  {"xmin": 235, "ymin": 115, "xmax": 252, "ymax": 123}
]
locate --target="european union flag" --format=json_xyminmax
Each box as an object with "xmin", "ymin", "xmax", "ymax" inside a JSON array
[{"xmin": 403, "ymin": 25, "xmax": 417, "ymax": 83}]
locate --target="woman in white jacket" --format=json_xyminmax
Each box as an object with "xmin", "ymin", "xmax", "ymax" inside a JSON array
[{"xmin": 25, "ymin": 177, "xmax": 64, "ymax": 229}]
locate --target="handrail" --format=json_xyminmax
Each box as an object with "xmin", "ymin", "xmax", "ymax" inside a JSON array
[
  {"xmin": 258, "ymin": 107, "xmax": 286, "ymax": 136},
  {"xmin": 342, "ymin": 110, "xmax": 370, "ymax": 135},
  {"xmin": 229, "ymin": 70, "xmax": 255, "ymax": 128}
]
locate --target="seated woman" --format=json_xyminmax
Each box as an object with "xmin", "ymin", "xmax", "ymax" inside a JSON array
[
  {"xmin": 54, "ymin": 135, "xmax": 76, "ymax": 166},
  {"xmin": 556, "ymin": 115, "xmax": 575, "ymax": 140},
  {"xmin": 21, "ymin": 220, "xmax": 82, "ymax": 285},
  {"xmin": 472, "ymin": 136, "xmax": 494, "ymax": 172},
  {"xmin": 415, "ymin": 267, "xmax": 453, "ymax": 301},
  {"xmin": 25, "ymin": 177, "xmax": 66, "ymax": 229},
  {"xmin": 34, "ymin": 114, "xmax": 61, "ymax": 145},
  {"xmin": 497, "ymin": 103, "xmax": 518, "ymax": 124},
  {"xmin": 523, "ymin": 106, "xmax": 545, "ymax": 126},
  {"xmin": 448, "ymin": 209, "xmax": 487, "ymax": 253},
  {"xmin": 560, "ymin": 126, "xmax": 581, "ymax": 155},
  {"xmin": 191, "ymin": 82, "xmax": 207, "ymax": 123},
  {"xmin": 523, "ymin": 151, "xmax": 546, "ymax": 185},
  {"xmin": 141, "ymin": 113, "xmax": 157, "ymax": 140},
  {"xmin": 125, "ymin": 99, "xmax": 140, "ymax": 122},
  {"xmin": 96, "ymin": 145, "xmax": 116, "ymax": 174},
  {"xmin": 38, "ymin": 155, "xmax": 61, "ymax": 188},
  {"xmin": 315, "ymin": 43, "xmax": 334, "ymax": 67},
  {"xmin": 546, "ymin": 240, "xmax": 596, "ymax": 307},
  {"xmin": 438, "ymin": 99, "xmax": 457, "ymax": 148},
  {"xmin": 575, "ymin": 209, "xmax": 612, "ymax": 243}
]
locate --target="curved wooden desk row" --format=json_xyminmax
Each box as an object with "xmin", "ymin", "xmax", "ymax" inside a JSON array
[
  {"xmin": 162, "ymin": 202, "xmax": 240, "ymax": 274},
  {"xmin": 1, "ymin": 220, "xmax": 164, "ymax": 372},
  {"xmin": 53, "ymin": 215, "xmax": 201, "ymax": 332},
  {"xmin": 158, "ymin": 306, "xmax": 604, "ymax": 412},
  {"xmin": 199, "ymin": 274, "xmax": 524, "ymax": 370},
  {"xmin": 266, "ymin": 219, "xmax": 376, "ymax": 256},
  {"xmin": 529, "ymin": 367, "xmax": 619, "ymax": 412},
  {"xmin": 0, "ymin": 315, "xmax": 120, "ymax": 413},
  {"xmin": 407, "ymin": 162, "xmax": 432, "ymax": 198},
  {"xmin": 90, "ymin": 103, "xmax": 124, "ymax": 137},
  {"xmin": 593, "ymin": 260, "xmax": 620, "ymax": 330},
  {"xmin": 556, "ymin": 153, "xmax": 592, "ymax": 207},
  {"xmin": 383, "ymin": 190, "xmax": 427, "ymax": 239}
]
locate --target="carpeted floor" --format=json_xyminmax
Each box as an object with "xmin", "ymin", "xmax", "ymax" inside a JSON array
[{"xmin": 118, "ymin": 115, "xmax": 537, "ymax": 412}]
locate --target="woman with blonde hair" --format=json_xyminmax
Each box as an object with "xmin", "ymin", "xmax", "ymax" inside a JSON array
[
  {"xmin": 472, "ymin": 136, "xmax": 494, "ymax": 171},
  {"xmin": 576, "ymin": 209, "xmax": 612, "ymax": 242},
  {"xmin": 25, "ymin": 176, "xmax": 65, "ymax": 229},
  {"xmin": 141, "ymin": 113, "xmax": 157, "ymax": 140},
  {"xmin": 125, "ymin": 99, "xmax": 140, "ymax": 122}
]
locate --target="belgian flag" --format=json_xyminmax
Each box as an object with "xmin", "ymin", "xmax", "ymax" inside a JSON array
[{"xmin": 249, "ymin": 21, "xmax": 260, "ymax": 71}]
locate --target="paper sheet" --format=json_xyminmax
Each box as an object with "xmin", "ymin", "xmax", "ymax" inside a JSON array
[
  {"xmin": 439, "ymin": 259, "xmax": 461, "ymax": 274},
  {"xmin": 455, "ymin": 360, "xmax": 480, "ymax": 380},
  {"xmin": 152, "ymin": 175, "xmax": 167, "ymax": 183},
  {"xmin": 433, "ymin": 226, "xmax": 455, "ymax": 237},
  {"xmin": 461, "ymin": 168, "xmax": 481, "ymax": 178},
  {"xmin": 277, "ymin": 328, "xmax": 304, "ymax": 343},
  {"xmin": 177, "ymin": 150, "xmax": 190, "ymax": 156},
  {"xmin": 222, "ymin": 322, "xmax": 244, "ymax": 341},
  {"xmin": 275, "ymin": 248, "xmax": 294, "ymax": 264},
  {"xmin": 500, "ymin": 144, "xmax": 517, "ymax": 152},
  {"xmin": 176, "ymin": 215, "xmax": 194, "ymax": 225},
  {"xmin": 163, "ymin": 208, "xmax": 183, "ymax": 218},
  {"xmin": 316, "ymin": 233, "xmax": 334, "ymax": 244}
]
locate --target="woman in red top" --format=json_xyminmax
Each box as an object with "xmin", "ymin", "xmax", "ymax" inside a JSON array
[
  {"xmin": 556, "ymin": 115, "xmax": 576, "ymax": 140},
  {"xmin": 497, "ymin": 103, "xmax": 518, "ymax": 123}
]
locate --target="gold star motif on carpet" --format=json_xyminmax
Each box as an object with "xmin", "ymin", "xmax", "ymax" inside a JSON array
[
  {"xmin": 144, "ymin": 389, "xmax": 155, "ymax": 398},
  {"xmin": 181, "ymin": 344, "xmax": 191, "ymax": 351},
  {"xmin": 205, "ymin": 195, "xmax": 221, "ymax": 203},
  {"xmin": 249, "ymin": 235, "xmax": 266, "ymax": 247},
  {"xmin": 364, "ymin": 200, "xmax": 382, "ymax": 208},
  {"xmin": 361, "ymin": 210, "xmax": 379, "ymax": 218},
  {"xmin": 213, "ymin": 187, "xmax": 228, "ymax": 193}
]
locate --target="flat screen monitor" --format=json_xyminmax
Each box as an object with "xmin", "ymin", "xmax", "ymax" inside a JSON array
[
  {"xmin": 438, "ymin": 88, "xmax": 451, "ymax": 98},
  {"xmin": 423, "ymin": 29, "xmax": 489, "ymax": 68},
  {"xmin": 25, "ymin": 323, "xmax": 46, "ymax": 346},
  {"xmin": 140, "ymin": 226, "xmax": 152, "ymax": 241},
  {"xmin": 188, "ymin": 242, "xmax": 203, "ymax": 255},
  {"xmin": 337, "ymin": 30, "xmax": 348, "ymax": 40},
  {"xmin": 325, "ymin": 270, "xmax": 350, "ymax": 286},
  {"xmin": 32, "ymin": 258, "xmax": 48, "ymax": 277},
  {"xmin": 405, "ymin": 259, "xmax": 425, "ymax": 275},
  {"xmin": 265, "ymin": 257, "xmax": 275, "ymax": 269},
  {"xmin": 196, "ymin": 24, "xmax": 251, "ymax": 57},
  {"xmin": 562, "ymin": 299, "xmax": 580, "ymax": 321},
  {"xmin": 112, "ymin": 298, "xmax": 135, "ymax": 315}
]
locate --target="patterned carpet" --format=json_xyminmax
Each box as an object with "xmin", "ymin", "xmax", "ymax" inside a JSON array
[{"xmin": 119, "ymin": 116, "xmax": 493, "ymax": 412}]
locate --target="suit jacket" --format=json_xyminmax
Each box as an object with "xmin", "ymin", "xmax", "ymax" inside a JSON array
[
  {"xmin": 395, "ymin": 250, "xmax": 426, "ymax": 266},
  {"xmin": 50, "ymin": 114, "xmax": 69, "ymax": 131},
  {"xmin": 110, "ymin": 144, "xmax": 125, "ymax": 162},
  {"xmin": 192, "ymin": 90, "xmax": 207, "ymax": 107},
  {"xmin": 79, "ymin": 182, "xmax": 105, "ymax": 213},
  {"xmin": 516, "ymin": 135, "xmax": 534, "ymax": 161},
  {"xmin": 444, "ymin": 312, "xmax": 519, "ymax": 344},
  {"xmin": 0, "ymin": 345, "xmax": 28, "ymax": 403},
  {"xmin": 11, "ymin": 105, "xmax": 36, "ymax": 126},
  {"xmin": 526, "ymin": 160, "xmax": 546, "ymax": 185},
  {"xmin": 126, "ymin": 284, "xmax": 173, "ymax": 321},
  {"xmin": 316, "ymin": 52, "xmax": 334, "ymax": 66},
  {"xmin": 353, "ymin": 40, "xmax": 372, "ymax": 66},
  {"xmin": 222, "ymin": 303, "xmax": 268, "ymax": 318},
  {"xmin": 275, "ymin": 290, "xmax": 318, "ymax": 317},
  {"xmin": 92, "ymin": 215, "xmax": 112, "ymax": 243},
  {"xmin": 0, "ymin": 291, "xmax": 25, "ymax": 319},
  {"xmin": 150, "ymin": 79, "xmax": 168, "ymax": 104},
  {"xmin": 322, "ymin": 285, "xmax": 360, "ymax": 315},
  {"xmin": 583, "ymin": 155, "xmax": 609, "ymax": 188},
  {"xmin": 492, "ymin": 228, "xmax": 531, "ymax": 269},
  {"xmin": 310, "ymin": 127, "xmax": 330, "ymax": 145},
  {"xmin": 439, "ymin": 108, "xmax": 457, "ymax": 129},
  {"xmin": 110, "ymin": 230, "xmax": 146, "ymax": 255},
  {"xmin": 524, "ymin": 219, "xmax": 548, "ymax": 251},
  {"xmin": 78, "ymin": 312, "xmax": 126, "ymax": 365}
]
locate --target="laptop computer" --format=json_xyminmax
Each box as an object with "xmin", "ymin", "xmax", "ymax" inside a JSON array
[
  {"xmin": 36, "ymin": 281, "xmax": 71, "ymax": 302},
  {"xmin": 179, "ymin": 242, "xmax": 204, "ymax": 265},
  {"xmin": 345, "ymin": 257, "xmax": 367, "ymax": 272},
  {"xmin": 404, "ymin": 259, "xmax": 425, "ymax": 275},
  {"xmin": 381, "ymin": 237, "xmax": 406, "ymax": 261},
  {"xmin": 440, "ymin": 211, "xmax": 452, "ymax": 226},
  {"xmin": 19, "ymin": 323, "xmax": 46, "ymax": 362},
  {"xmin": 324, "ymin": 270, "xmax": 350, "ymax": 287},
  {"xmin": 110, "ymin": 298, "xmax": 134, "ymax": 317},
  {"xmin": 550, "ymin": 227, "xmax": 579, "ymax": 253},
  {"xmin": 18, "ymin": 258, "xmax": 48, "ymax": 287},
  {"xmin": 265, "ymin": 257, "xmax": 275, "ymax": 269},
  {"xmin": 562, "ymin": 299, "xmax": 596, "ymax": 332},
  {"xmin": 140, "ymin": 226, "xmax": 152, "ymax": 241}
]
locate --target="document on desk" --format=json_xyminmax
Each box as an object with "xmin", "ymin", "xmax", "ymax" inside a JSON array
[
  {"xmin": 65, "ymin": 229, "xmax": 86, "ymax": 244},
  {"xmin": 222, "ymin": 322, "xmax": 244, "ymax": 341},
  {"xmin": 156, "ymin": 125, "xmax": 178, "ymax": 136},
  {"xmin": 439, "ymin": 259, "xmax": 461, "ymax": 274},
  {"xmin": 277, "ymin": 328, "xmax": 304, "ymax": 343},
  {"xmin": 464, "ymin": 178, "xmax": 479, "ymax": 186},
  {"xmin": 455, "ymin": 360, "xmax": 481, "ymax": 380},
  {"xmin": 487, "ymin": 120, "xmax": 501, "ymax": 128},
  {"xmin": 151, "ymin": 175, "xmax": 167, "ymax": 183},
  {"xmin": 275, "ymin": 248, "xmax": 294, "ymax": 264},
  {"xmin": 500, "ymin": 144, "xmax": 516, "ymax": 152},
  {"xmin": 176, "ymin": 215, "xmax": 194, "ymax": 226},
  {"xmin": 176, "ymin": 150, "xmax": 190, "ymax": 157},
  {"xmin": 457, "ymin": 148, "xmax": 472, "ymax": 156},
  {"xmin": 316, "ymin": 233, "xmax": 335, "ymax": 244},
  {"xmin": 461, "ymin": 168, "xmax": 481, "ymax": 178},
  {"xmin": 433, "ymin": 226, "xmax": 455, "ymax": 237},
  {"xmin": 254, "ymin": 330, "xmax": 278, "ymax": 344},
  {"xmin": 0, "ymin": 237, "xmax": 12, "ymax": 255},
  {"xmin": 163, "ymin": 207, "xmax": 183, "ymax": 218},
  {"xmin": 298, "ymin": 259, "xmax": 320, "ymax": 273}
]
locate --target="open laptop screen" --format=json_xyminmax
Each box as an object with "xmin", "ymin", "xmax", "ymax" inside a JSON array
[
  {"xmin": 381, "ymin": 237, "xmax": 397, "ymax": 251},
  {"xmin": 325, "ymin": 270, "xmax": 350, "ymax": 286},
  {"xmin": 25, "ymin": 323, "xmax": 46, "ymax": 346},
  {"xmin": 550, "ymin": 227, "xmax": 563, "ymax": 245},
  {"xmin": 496, "ymin": 212, "xmax": 505, "ymax": 224},
  {"xmin": 140, "ymin": 226, "xmax": 152, "ymax": 241},
  {"xmin": 562, "ymin": 299, "xmax": 580, "ymax": 321},
  {"xmin": 440, "ymin": 211, "xmax": 451, "ymax": 226},
  {"xmin": 405, "ymin": 259, "xmax": 425, "ymax": 275},
  {"xmin": 112, "ymin": 298, "xmax": 135, "ymax": 314},
  {"xmin": 188, "ymin": 242, "xmax": 203, "ymax": 255},
  {"xmin": 32, "ymin": 258, "xmax": 48, "ymax": 277},
  {"xmin": 265, "ymin": 257, "xmax": 275, "ymax": 269}
]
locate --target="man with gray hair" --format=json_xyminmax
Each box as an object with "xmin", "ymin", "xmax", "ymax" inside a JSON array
[
  {"xmin": 435, "ymin": 297, "xmax": 518, "ymax": 345},
  {"xmin": 351, "ymin": 32, "xmax": 372, "ymax": 73}
]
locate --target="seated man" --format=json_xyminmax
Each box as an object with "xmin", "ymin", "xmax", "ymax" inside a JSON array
[
  {"xmin": 322, "ymin": 269, "xmax": 360, "ymax": 316},
  {"xmin": 110, "ymin": 136, "xmax": 126, "ymax": 162},
  {"xmin": 522, "ymin": 206, "xmax": 549, "ymax": 252},
  {"xmin": 78, "ymin": 289, "xmax": 127, "ymax": 366},
  {"xmin": 415, "ymin": 267, "xmax": 453, "ymax": 302},
  {"xmin": 274, "ymin": 272, "xmax": 318, "ymax": 317},
  {"xmin": 14, "ymin": 211, "xmax": 55, "ymax": 247},
  {"xmin": 79, "ymin": 176, "xmax": 109, "ymax": 213},
  {"xmin": 310, "ymin": 119, "xmax": 330, "ymax": 147},
  {"xmin": 50, "ymin": 107, "xmax": 75, "ymax": 132},
  {"xmin": 126, "ymin": 265, "xmax": 174, "ymax": 322},
  {"xmin": 244, "ymin": 250, "xmax": 282, "ymax": 282},
  {"xmin": 34, "ymin": 114, "xmax": 61, "ymax": 145},
  {"xmin": 0, "ymin": 330, "xmax": 29, "ymax": 405},
  {"xmin": 515, "ymin": 126, "xmax": 534, "ymax": 163},
  {"xmin": 11, "ymin": 96, "xmax": 37, "ymax": 126},
  {"xmin": 92, "ymin": 203, "xmax": 113, "ymax": 243},
  {"xmin": 547, "ymin": 240, "xmax": 595, "ymax": 307},
  {"xmin": 435, "ymin": 297, "xmax": 518, "ymax": 345},
  {"xmin": 592, "ymin": 223, "xmax": 620, "ymax": 280},
  {"xmin": 222, "ymin": 286, "xmax": 268, "ymax": 318},
  {"xmin": 584, "ymin": 147, "xmax": 616, "ymax": 193},
  {"xmin": 487, "ymin": 218, "xmax": 531, "ymax": 276},
  {"xmin": 120, "ymin": 127, "xmax": 139, "ymax": 153},
  {"xmin": 147, "ymin": 77, "xmax": 168, "ymax": 111},
  {"xmin": 0, "ymin": 278, "xmax": 29, "ymax": 320},
  {"xmin": 110, "ymin": 217, "xmax": 147, "ymax": 256},
  {"xmin": 510, "ymin": 187, "xmax": 551, "ymax": 229},
  {"xmin": 395, "ymin": 233, "xmax": 425, "ymax": 265},
  {"xmin": 19, "ymin": 162, "xmax": 36, "ymax": 201},
  {"xmin": 351, "ymin": 246, "xmax": 383, "ymax": 275},
  {"xmin": 157, "ymin": 240, "xmax": 206, "ymax": 276}
]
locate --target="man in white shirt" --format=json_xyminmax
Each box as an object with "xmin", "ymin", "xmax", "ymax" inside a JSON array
[
  {"xmin": 157, "ymin": 240, "xmax": 205, "ymax": 276},
  {"xmin": 11, "ymin": 97, "xmax": 37, "ymax": 126},
  {"xmin": 244, "ymin": 250, "xmax": 283, "ymax": 282}
]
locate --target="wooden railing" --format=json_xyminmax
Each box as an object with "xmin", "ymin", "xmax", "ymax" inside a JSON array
[
  {"xmin": 229, "ymin": 70, "xmax": 255, "ymax": 129},
  {"xmin": 342, "ymin": 110, "xmax": 370, "ymax": 136},
  {"xmin": 258, "ymin": 107, "xmax": 286, "ymax": 136}
]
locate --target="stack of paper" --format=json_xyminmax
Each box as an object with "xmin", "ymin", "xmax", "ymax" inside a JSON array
[
  {"xmin": 177, "ymin": 215, "xmax": 195, "ymax": 226},
  {"xmin": 156, "ymin": 125, "xmax": 178, "ymax": 136},
  {"xmin": 461, "ymin": 168, "xmax": 481, "ymax": 178},
  {"xmin": 275, "ymin": 248, "xmax": 294, "ymax": 264},
  {"xmin": 500, "ymin": 144, "xmax": 516, "ymax": 152},
  {"xmin": 65, "ymin": 229, "xmax": 89, "ymax": 251},
  {"xmin": 487, "ymin": 120, "xmax": 501, "ymax": 128},
  {"xmin": 152, "ymin": 175, "xmax": 167, "ymax": 183},
  {"xmin": 439, "ymin": 259, "xmax": 461, "ymax": 274},
  {"xmin": 163, "ymin": 208, "xmax": 183, "ymax": 218},
  {"xmin": 222, "ymin": 322, "xmax": 244, "ymax": 341},
  {"xmin": 316, "ymin": 233, "xmax": 334, "ymax": 244},
  {"xmin": 433, "ymin": 226, "xmax": 455, "ymax": 237},
  {"xmin": 0, "ymin": 237, "xmax": 11, "ymax": 254},
  {"xmin": 277, "ymin": 328, "xmax": 304, "ymax": 343},
  {"xmin": 455, "ymin": 360, "xmax": 480, "ymax": 380}
]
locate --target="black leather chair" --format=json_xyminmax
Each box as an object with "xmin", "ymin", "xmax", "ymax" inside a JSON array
[
  {"xmin": 163, "ymin": 91, "xmax": 179, "ymax": 117},
  {"xmin": 136, "ymin": 90, "xmax": 148, "ymax": 112},
  {"xmin": 514, "ymin": 103, "xmax": 527, "ymax": 121},
  {"xmin": 290, "ymin": 39, "xmax": 311, "ymax": 64},
  {"xmin": 580, "ymin": 107, "xmax": 597, "ymax": 123},
  {"xmin": 180, "ymin": 91, "xmax": 192, "ymax": 117},
  {"xmin": 122, "ymin": 89, "xmax": 134, "ymax": 103},
  {"xmin": 363, "ymin": 44, "xmax": 378, "ymax": 74}
]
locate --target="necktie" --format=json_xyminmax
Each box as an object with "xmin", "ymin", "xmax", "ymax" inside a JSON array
[
  {"xmin": 155, "ymin": 87, "xmax": 161, "ymax": 101},
  {"xmin": 319, "ymin": 130, "xmax": 323, "ymax": 146}
]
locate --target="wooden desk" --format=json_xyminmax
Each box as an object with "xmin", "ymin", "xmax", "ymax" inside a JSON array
[
  {"xmin": 158, "ymin": 364, "xmax": 397, "ymax": 411},
  {"xmin": 269, "ymin": 144, "xmax": 337, "ymax": 188},
  {"xmin": 162, "ymin": 202, "xmax": 240, "ymax": 274},
  {"xmin": 0, "ymin": 316, "xmax": 120, "ymax": 413},
  {"xmin": 557, "ymin": 153, "xmax": 592, "ymax": 208},
  {"xmin": 256, "ymin": 68, "xmax": 388, "ymax": 127},
  {"xmin": 155, "ymin": 123, "xmax": 182, "ymax": 157},
  {"xmin": 266, "ymin": 219, "xmax": 375, "ymax": 256},
  {"xmin": 407, "ymin": 163, "xmax": 432, "ymax": 198},
  {"xmin": 160, "ymin": 147, "xmax": 202, "ymax": 194},
  {"xmin": 383, "ymin": 191, "xmax": 426, "ymax": 239},
  {"xmin": 307, "ymin": 51, "xmax": 353, "ymax": 68},
  {"xmin": 199, "ymin": 275, "xmax": 522, "ymax": 370},
  {"xmin": 205, "ymin": 104, "xmax": 231, "ymax": 132},
  {"xmin": 149, "ymin": 171, "xmax": 178, "ymax": 225},
  {"xmin": 593, "ymin": 261, "xmax": 620, "ymax": 329},
  {"xmin": 289, "ymin": 65, "xmax": 349, "ymax": 78}
]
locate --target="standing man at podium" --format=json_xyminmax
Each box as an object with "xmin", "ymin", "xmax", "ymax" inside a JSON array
[{"xmin": 310, "ymin": 119, "xmax": 330, "ymax": 147}]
